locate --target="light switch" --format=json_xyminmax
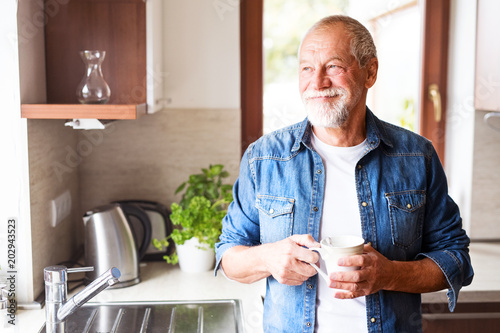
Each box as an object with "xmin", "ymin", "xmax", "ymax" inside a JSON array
[{"xmin": 51, "ymin": 190, "xmax": 72, "ymax": 227}]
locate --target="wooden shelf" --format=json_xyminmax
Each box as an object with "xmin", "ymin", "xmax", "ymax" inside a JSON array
[{"xmin": 21, "ymin": 103, "xmax": 147, "ymax": 120}]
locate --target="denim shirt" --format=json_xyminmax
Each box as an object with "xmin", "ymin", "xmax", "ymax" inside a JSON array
[{"xmin": 215, "ymin": 108, "xmax": 473, "ymax": 333}]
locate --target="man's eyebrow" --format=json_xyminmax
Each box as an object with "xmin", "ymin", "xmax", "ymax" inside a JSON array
[
  {"xmin": 325, "ymin": 55, "xmax": 347, "ymax": 63},
  {"xmin": 299, "ymin": 55, "xmax": 347, "ymax": 65}
]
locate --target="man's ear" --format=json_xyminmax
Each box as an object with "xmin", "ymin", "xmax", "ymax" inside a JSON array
[{"xmin": 364, "ymin": 57, "xmax": 378, "ymax": 89}]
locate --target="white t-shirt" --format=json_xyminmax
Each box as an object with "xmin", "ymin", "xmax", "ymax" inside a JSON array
[{"xmin": 311, "ymin": 132, "xmax": 368, "ymax": 333}]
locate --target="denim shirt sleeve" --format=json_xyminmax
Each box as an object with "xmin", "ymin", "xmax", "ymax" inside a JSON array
[
  {"xmin": 416, "ymin": 148, "xmax": 474, "ymax": 312},
  {"xmin": 215, "ymin": 145, "xmax": 260, "ymax": 274}
]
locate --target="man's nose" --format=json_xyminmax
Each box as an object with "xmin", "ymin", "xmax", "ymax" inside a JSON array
[{"xmin": 311, "ymin": 69, "xmax": 331, "ymax": 90}]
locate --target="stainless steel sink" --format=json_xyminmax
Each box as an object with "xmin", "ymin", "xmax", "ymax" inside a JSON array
[{"xmin": 39, "ymin": 299, "xmax": 244, "ymax": 333}]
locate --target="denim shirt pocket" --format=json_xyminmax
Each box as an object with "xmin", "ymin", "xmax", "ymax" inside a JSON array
[
  {"xmin": 256, "ymin": 195, "xmax": 295, "ymax": 244},
  {"xmin": 385, "ymin": 190, "xmax": 426, "ymax": 249}
]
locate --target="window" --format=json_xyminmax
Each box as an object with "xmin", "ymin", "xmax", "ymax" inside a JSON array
[{"xmin": 241, "ymin": 0, "xmax": 449, "ymax": 163}]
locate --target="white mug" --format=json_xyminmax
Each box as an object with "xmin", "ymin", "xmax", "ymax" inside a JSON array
[{"xmin": 309, "ymin": 235, "xmax": 365, "ymax": 284}]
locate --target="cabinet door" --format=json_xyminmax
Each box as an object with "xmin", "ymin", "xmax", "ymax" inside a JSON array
[{"xmin": 146, "ymin": 0, "xmax": 164, "ymax": 113}]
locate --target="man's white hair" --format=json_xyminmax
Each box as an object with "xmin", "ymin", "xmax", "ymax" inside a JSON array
[{"xmin": 299, "ymin": 15, "xmax": 377, "ymax": 68}]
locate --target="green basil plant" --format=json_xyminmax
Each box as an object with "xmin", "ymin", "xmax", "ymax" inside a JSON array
[{"xmin": 153, "ymin": 164, "xmax": 233, "ymax": 264}]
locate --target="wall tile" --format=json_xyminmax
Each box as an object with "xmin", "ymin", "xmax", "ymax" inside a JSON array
[
  {"xmin": 27, "ymin": 119, "xmax": 82, "ymax": 298},
  {"xmin": 79, "ymin": 108, "xmax": 241, "ymax": 213}
]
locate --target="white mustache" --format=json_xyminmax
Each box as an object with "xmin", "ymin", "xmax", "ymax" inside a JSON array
[{"xmin": 302, "ymin": 88, "xmax": 346, "ymax": 100}]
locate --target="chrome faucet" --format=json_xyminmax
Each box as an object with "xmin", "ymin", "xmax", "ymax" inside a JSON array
[{"xmin": 44, "ymin": 265, "xmax": 120, "ymax": 333}]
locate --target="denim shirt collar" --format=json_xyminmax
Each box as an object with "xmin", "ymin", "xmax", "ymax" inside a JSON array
[{"xmin": 292, "ymin": 107, "xmax": 394, "ymax": 152}]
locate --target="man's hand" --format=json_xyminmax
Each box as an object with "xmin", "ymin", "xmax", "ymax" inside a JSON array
[
  {"xmin": 264, "ymin": 234, "xmax": 321, "ymax": 285},
  {"xmin": 221, "ymin": 234, "xmax": 320, "ymax": 285},
  {"xmin": 328, "ymin": 243, "xmax": 393, "ymax": 298},
  {"xmin": 327, "ymin": 244, "xmax": 448, "ymax": 299}
]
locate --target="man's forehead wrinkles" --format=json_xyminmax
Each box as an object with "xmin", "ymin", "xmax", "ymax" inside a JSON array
[
  {"xmin": 304, "ymin": 40, "xmax": 337, "ymax": 50},
  {"xmin": 300, "ymin": 47, "xmax": 348, "ymax": 64}
]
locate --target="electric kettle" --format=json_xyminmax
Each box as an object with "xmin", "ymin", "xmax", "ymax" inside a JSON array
[{"xmin": 83, "ymin": 203, "xmax": 151, "ymax": 288}]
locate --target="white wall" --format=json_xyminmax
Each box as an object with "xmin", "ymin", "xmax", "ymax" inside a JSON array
[
  {"xmin": 0, "ymin": 2, "xmax": 34, "ymax": 304},
  {"xmin": 468, "ymin": 0, "xmax": 500, "ymax": 240},
  {"xmin": 445, "ymin": 0, "xmax": 477, "ymax": 233},
  {"xmin": 162, "ymin": 0, "xmax": 240, "ymax": 109}
]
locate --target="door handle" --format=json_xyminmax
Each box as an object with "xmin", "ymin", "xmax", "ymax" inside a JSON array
[{"xmin": 428, "ymin": 83, "xmax": 442, "ymax": 122}]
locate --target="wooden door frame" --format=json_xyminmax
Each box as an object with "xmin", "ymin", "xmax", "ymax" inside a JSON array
[
  {"xmin": 240, "ymin": 0, "xmax": 263, "ymax": 154},
  {"xmin": 419, "ymin": 0, "xmax": 450, "ymax": 165}
]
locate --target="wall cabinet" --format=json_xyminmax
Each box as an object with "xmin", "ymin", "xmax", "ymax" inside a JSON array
[{"xmin": 21, "ymin": 0, "xmax": 163, "ymax": 120}]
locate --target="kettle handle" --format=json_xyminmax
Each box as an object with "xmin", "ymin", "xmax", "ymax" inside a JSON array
[{"xmin": 119, "ymin": 204, "xmax": 152, "ymax": 260}]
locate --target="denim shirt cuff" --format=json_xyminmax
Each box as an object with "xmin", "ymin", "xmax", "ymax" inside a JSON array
[
  {"xmin": 214, "ymin": 243, "xmax": 235, "ymax": 276},
  {"xmin": 214, "ymin": 242, "xmax": 257, "ymax": 277},
  {"xmin": 416, "ymin": 250, "xmax": 466, "ymax": 312}
]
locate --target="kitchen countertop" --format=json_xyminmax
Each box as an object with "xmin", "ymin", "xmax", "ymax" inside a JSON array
[{"xmin": 8, "ymin": 241, "xmax": 500, "ymax": 333}]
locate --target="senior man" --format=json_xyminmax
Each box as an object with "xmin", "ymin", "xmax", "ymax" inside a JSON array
[{"xmin": 216, "ymin": 15, "xmax": 473, "ymax": 332}]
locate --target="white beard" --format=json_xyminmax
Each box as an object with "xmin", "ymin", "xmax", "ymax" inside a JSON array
[{"xmin": 302, "ymin": 87, "xmax": 360, "ymax": 128}]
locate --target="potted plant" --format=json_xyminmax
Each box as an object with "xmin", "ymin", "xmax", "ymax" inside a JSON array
[{"xmin": 153, "ymin": 164, "xmax": 233, "ymax": 272}]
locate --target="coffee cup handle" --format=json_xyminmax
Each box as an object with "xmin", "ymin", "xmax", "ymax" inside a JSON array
[{"xmin": 309, "ymin": 247, "xmax": 330, "ymax": 284}]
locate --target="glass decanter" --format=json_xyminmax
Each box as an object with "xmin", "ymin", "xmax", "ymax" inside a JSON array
[{"xmin": 76, "ymin": 50, "xmax": 111, "ymax": 104}]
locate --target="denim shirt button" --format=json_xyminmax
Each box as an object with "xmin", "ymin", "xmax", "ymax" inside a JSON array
[
  {"xmin": 362, "ymin": 202, "xmax": 368, "ymax": 207},
  {"xmin": 269, "ymin": 208, "xmax": 274, "ymax": 214},
  {"xmin": 316, "ymin": 169, "xmax": 322, "ymax": 174},
  {"xmin": 307, "ymin": 284, "xmax": 313, "ymax": 289},
  {"xmin": 357, "ymin": 164, "xmax": 362, "ymax": 169},
  {"xmin": 313, "ymin": 206, "xmax": 319, "ymax": 212},
  {"xmin": 370, "ymin": 317, "xmax": 376, "ymax": 323},
  {"xmin": 306, "ymin": 322, "xmax": 312, "ymax": 327}
]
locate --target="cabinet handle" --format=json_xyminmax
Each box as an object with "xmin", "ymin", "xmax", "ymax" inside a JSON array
[{"xmin": 428, "ymin": 83, "xmax": 442, "ymax": 122}]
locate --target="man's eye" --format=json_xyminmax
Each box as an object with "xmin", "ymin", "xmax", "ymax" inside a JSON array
[
  {"xmin": 301, "ymin": 66, "xmax": 311, "ymax": 72},
  {"xmin": 327, "ymin": 65, "xmax": 344, "ymax": 74}
]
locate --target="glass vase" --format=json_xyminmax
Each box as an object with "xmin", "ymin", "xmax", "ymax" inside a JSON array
[{"xmin": 76, "ymin": 50, "xmax": 111, "ymax": 104}]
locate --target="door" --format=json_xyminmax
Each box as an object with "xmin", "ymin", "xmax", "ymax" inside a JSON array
[{"xmin": 419, "ymin": 0, "xmax": 450, "ymax": 164}]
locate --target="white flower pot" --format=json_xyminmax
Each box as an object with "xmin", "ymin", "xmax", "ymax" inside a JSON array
[{"xmin": 176, "ymin": 237, "xmax": 215, "ymax": 273}]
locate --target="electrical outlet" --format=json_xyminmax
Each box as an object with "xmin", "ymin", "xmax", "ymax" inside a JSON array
[{"xmin": 51, "ymin": 190, "xmax": 72, "ymax": 227}]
